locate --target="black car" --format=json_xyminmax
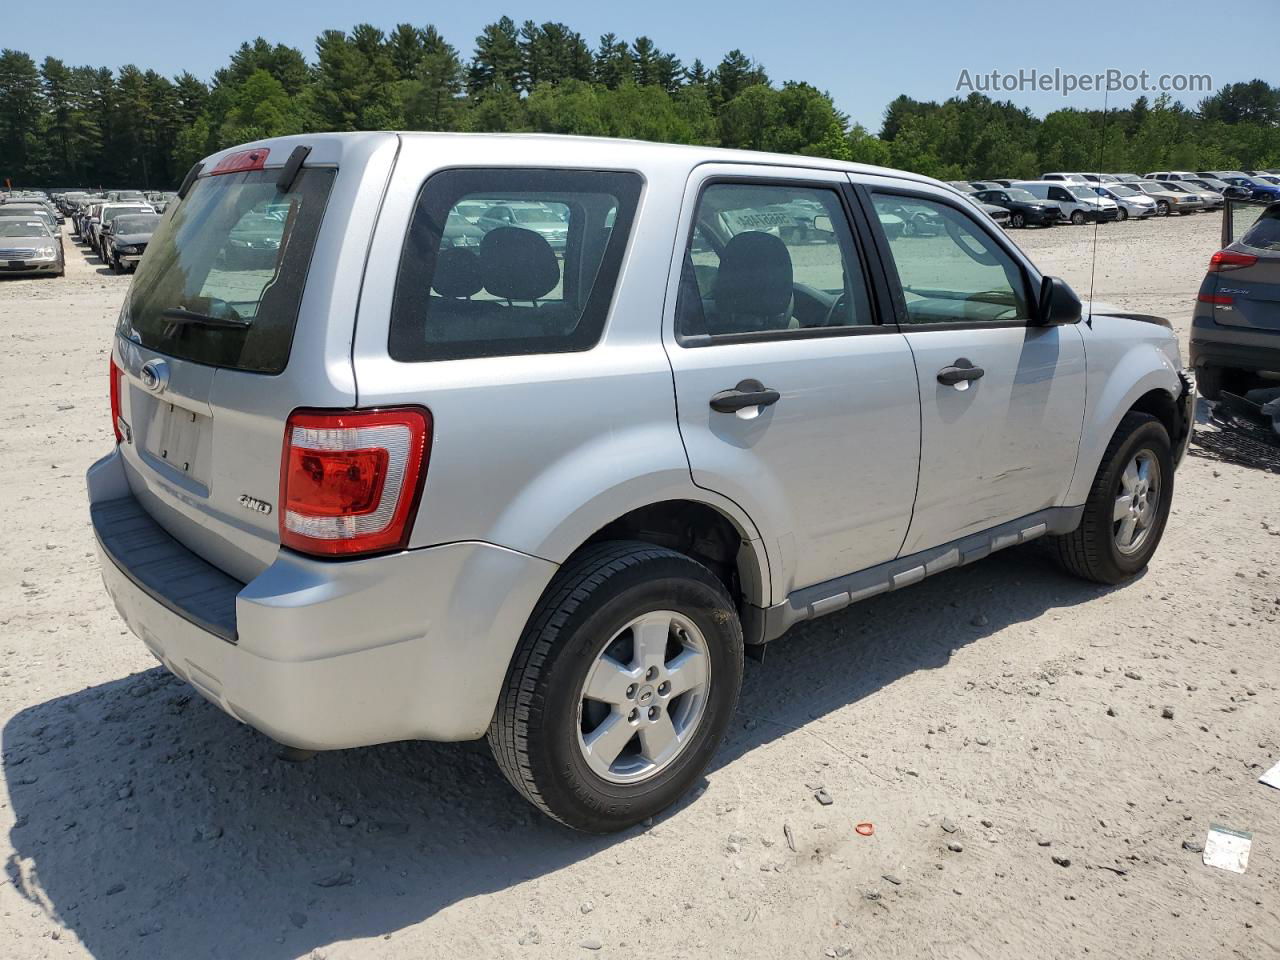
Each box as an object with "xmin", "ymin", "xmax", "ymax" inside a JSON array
[
  {"xmin": 974, "ymin": 188, "xmax": 1061, "ymax": 228},
  {"xmin": 102, "ymin": 212, "xmax": 161, "ymax": 273}
]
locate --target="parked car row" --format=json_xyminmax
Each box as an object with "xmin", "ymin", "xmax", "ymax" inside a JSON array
[
  {"xmin": 0, "ymin": 193, "xmax": 64, "ymax": 277},
  {"xmin": 943, "ymin": 168, "xmax": 1280, "ymax": 228}
]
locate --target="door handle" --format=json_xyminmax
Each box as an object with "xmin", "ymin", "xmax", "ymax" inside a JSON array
[
  {"xmin": 710, "ymin": 379, "xmax": 781, "ymax": 413},
  {"xmin": 937, "ymin": 359, "xmax": 985, "ymax": 385}
]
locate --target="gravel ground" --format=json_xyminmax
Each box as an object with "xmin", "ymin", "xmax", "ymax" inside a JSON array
[{"xmin": 2, "ymin": 213, "xmax": 1278, "ymax": 960}]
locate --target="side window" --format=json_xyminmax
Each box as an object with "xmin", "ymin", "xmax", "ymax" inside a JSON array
[
  {"xmin": 676, "ymin": 182, "xmax": 873, "ymax": 340},
  {"xmin": 870, "ymin": 193, "xmax": 1032, "ymax": 326},
  {"xmin": 389, "ymin": 168, "xmax": 642, "ymax": 362}
]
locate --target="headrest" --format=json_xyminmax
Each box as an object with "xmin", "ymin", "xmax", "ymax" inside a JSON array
[
  {"xmin": 432, "ymin": 247, "xmax": 483, "ymax": 299},
  {"xmin": 713, "ymin": 231, "xmax": 794, "ymax": 319},
  {"xmin": 479, "ymin": 227, "xmax": 560, "ymax": 301}
]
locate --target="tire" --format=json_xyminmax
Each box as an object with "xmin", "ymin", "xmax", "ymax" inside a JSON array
[
  {"xmin": 1157, "ymin": 200, "xmax": 1170, "ymax": 217},
  {"xmin": 1049, "ymin": 412, "xmax": 1174, "ymax": 585},
  {"xmin": 1196, "ymin": 365, "xmax": 1250, "ymax": 401},
  {"xmin": 1010, "ymin": 212, "xmax": 1026, "ymax": 228},
  {"xmin": 1070, "ymin": 210, "xmax": 1086, "ymax": 225},
  {"xmin": 489, "ymin": 540, "xmax": 744, "ymax": 833},
  {"xmin": 1116, "ymin": 207, "xmax": 1128, "ymax": 222},
  {"xmin": 1196, "ymin": 365, "xmax": 1224, "ymax": 400}
]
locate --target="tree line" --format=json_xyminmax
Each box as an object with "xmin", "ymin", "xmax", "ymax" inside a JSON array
[{"xmin": 1, "ymin": 18, "xmax": 1278, "ymax": 189}]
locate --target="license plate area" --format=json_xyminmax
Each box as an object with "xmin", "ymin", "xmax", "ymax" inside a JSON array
[{"xmin": 142, "ymin": 401, "xmax": 212, "ymax": 488}]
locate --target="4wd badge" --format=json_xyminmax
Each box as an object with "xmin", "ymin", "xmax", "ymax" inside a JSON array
[{"xmin": 238, "ymin": 494, "xmax": 273, "ymax": 516}]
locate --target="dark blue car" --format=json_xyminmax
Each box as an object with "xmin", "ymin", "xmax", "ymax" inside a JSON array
[{"xmin": 1218, "ymin": 174, "xmax": 1280, "ymax": 203}]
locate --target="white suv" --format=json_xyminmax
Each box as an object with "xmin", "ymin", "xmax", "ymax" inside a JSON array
[{"xmin": 88, "ymin": 134, "xmax": 1194, "ymax": 831}]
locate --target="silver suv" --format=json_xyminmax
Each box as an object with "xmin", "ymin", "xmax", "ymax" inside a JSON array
[{"xmin": 88, "ymin": 134, "xmax": 1194, "ymax": 832}]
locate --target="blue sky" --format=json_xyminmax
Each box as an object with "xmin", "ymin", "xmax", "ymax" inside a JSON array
[{"xmin": 9, "ymin": 0, "xmax": 1271, "ymax": 130}]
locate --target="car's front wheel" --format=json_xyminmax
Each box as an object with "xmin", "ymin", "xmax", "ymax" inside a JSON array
[
  {"xmin": 1116, "ymin": 207, "xmax": 1128, "ymax": 221},
  {"xmin": 489, "ymin": 541, "xmax": 744, "ymax": 833},
  {"xmin": 1157, "ymin": 200, "xmax": 1170, "ymax": 216},
  {"xmin": 1010, "ymin": 212, "xmax": 1026, "ymax": 228},
  {"xmin": 1049, "ymin": 412, "xmax": 1174, "ymax": 585},
  {"xmin": 1070, "ymin": 210, "xmax": 1086, "ymax": 225}
]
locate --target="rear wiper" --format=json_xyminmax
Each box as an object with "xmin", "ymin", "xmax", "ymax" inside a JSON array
[{"xmin": 160, "ymin": 307, "xmax": 250, "ymax": 331}]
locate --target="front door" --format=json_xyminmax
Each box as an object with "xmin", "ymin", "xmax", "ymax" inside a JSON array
[{"xmin": 864, "ymin": 187, "xmax": 1087, "ymax": 555}]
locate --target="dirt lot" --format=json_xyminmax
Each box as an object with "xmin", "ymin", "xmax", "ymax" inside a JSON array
[{"xmin": 2, "ymin": 213, "xmax": 1278, "ymax": 960}]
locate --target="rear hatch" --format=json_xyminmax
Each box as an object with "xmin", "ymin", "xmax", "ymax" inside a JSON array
[
  {"xmin": 111, "ymin": 134, "xmax": 398, "ymax": 582},
  {"xmin": 1211, "ymin": 207, "xmax": 1280, "ymax": 332}
]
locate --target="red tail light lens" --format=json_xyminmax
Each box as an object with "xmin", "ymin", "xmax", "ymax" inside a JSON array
[
  {"xmin": 210, "ymin": 147, "xmax": 270, "ymax": 176},
  {"xmin": 280, "ymin": 408, "xmax": 431, "ymax": 557},
  {"xmin": 1198, "ymin": 293, "xmax": 1235, "ymax": 306},
  {"xmin": 1208, "ymin": 250, "xmax": 1258, "ymax": 272},
  {"xmin": 109, "ymin": 356, "xmax": 123, "ymax": 444}
]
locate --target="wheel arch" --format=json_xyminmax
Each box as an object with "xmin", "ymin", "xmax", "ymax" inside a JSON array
[{"xmin": 1065, "ymin": 349, "xmax": 1183, "ymax": 506}]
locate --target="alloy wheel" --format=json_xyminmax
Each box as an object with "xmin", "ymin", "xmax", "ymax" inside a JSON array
[
  {"xmin": 577, "ymin": 610, "xmax": 711, "ymax": 785},
  {"xmin": 1113, "ymin": 450, "xmax": 1161, "ymax": 556}
]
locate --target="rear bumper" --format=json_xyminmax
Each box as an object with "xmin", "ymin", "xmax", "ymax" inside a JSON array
[
  {"xmin": 1191, "ymin": 318, "xmax": 1280, "ymax": 374},
  {"xmin": 87, "ymin": 448, "xmax": 558, "ymax": 749}
]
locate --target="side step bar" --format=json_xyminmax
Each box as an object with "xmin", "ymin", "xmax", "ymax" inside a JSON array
[{"xmin": 745, "ymin": 506, "xmax": 1084, "ymax": 645}]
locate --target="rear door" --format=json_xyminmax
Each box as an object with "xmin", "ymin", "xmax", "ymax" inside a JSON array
[
  {"xmin": 1215, "ymin": 204, "xmax": 1280, "ymax": 331},
  {"xmin": 664, "ymin": 165, "xmax": 921, "ymax": 600},
  {"xmin": 860, "ymin": 181, "xmax": 1086, "ymax": 555},
  {"xmin": 112, "ymin": 135, "xmax": 397, "ymax": 581}
]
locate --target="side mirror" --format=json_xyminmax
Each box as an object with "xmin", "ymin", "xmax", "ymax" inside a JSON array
[
  {"xmin": 1038, "ymin": 276, "xmax": 1082, "ymax": 325},
  {"xmin": 812, "ymin": 215, "xmax": 833, "ymax": 233}
]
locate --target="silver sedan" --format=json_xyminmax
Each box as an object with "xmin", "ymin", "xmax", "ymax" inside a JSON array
[{"xmin": 0, "ymin": 217, "xmax": 64, "ymax": 277}]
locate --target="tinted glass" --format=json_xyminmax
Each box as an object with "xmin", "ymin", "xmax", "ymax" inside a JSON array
[
  {"xmin": 113, "ymin": 215, "xmax": 160, "ymax": 233},
  {"xmin": 390, "ymin": 168, "xmax": 641, "ymax": 362},
  {"xmin": 1241, "ymin": 208, "xmax": 1280, "ymax": 251},
  {"xmin": 871, "ymin": 194, "xmax": 1031, "ymax": 325},
  {"xmin": 676, "ymin": 183, "xmax": 872, "ymax": 340},
  {"xmin": 121, "ymin": 167, "xmax": 334, "ymax": 374}
]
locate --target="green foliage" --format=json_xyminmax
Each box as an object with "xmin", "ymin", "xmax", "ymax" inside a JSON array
[{"xmin": 2, "ymin": 23, "xmax": 1278, "ymax": 190}]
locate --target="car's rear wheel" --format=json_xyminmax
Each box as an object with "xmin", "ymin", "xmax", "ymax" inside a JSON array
[
  {"xmin": 1070, "ymin": 210, "xmax": 1086, "ymax": 225},
  {"xmin": 489, "ymin": 541, "xmax": 744, "ymax": 833},
  {"xmin": 1049, "ymin": 412, "xmax": 1174, "ymax": 585},
  {"xmin": 1195, "ymin": 364, "xmax": 1251, "ymax": 401}
]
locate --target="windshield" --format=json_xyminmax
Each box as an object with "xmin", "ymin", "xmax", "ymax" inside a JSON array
[
  {"xmin": 103, "ymin": 205, "xmax": 151, "ymax": 225},
  {"xmin": 513, "ymin": 207, "xmax": 554, "ymax": 223},
  {"xmin": 122, "ymin": 167, "xmax": 335, "ymax": 374},
  {"xmin": 1005, "ymin": 189, "xmax": 1036, "ymax": 202},
  {"xmin": 1108, "ymin": 186, "xmax": 1139, "ymax": 197},
  {"xmin": 1067, "ymin": 186, "xmax": 1096, "ymax": 200},
  {"xmin": 113, "ymin": 215, "xmax": 160, "ymax": 233},
  {"xmin": 0, "ymin": 220, "xmax": 51, "ymax": 237}
]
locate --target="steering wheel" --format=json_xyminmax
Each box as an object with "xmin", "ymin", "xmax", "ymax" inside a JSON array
[{"xmin": 822, "ymin": 291, "xmax": 850, "ymax": 327}]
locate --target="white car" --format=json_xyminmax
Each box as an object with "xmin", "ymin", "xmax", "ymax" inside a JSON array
[
  {"xmin": 89, "ymin": 133, "xmax": 1193, "ymax": 831},
  {"xmin": 1092, "ymin": 184, "xmax": 1158, "ymax": 220},
  {"xmin": 1015, "ymin": 181, "xmax": 1120, "ymax": 224}
]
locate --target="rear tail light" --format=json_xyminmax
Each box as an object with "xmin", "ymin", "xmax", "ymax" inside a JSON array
[
  {"xmin": 109, "ymin": 356, "xmax": 123, "ymax": 444},
  {"xmin": 1208, "ymin": 250, "xmax": 1258, "ymax": 272},
  {"xmin": 280, "ymin": 408, "xmax": 431, "ymax": 557},
  {"xmin": 1197, "ymin": 293, "xmax": 1235, "ymax": 306}
]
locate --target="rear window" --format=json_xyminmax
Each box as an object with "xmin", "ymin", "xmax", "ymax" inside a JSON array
[
  {"xmin": 389, "ymin": 168, "xmax": 642, "ymax": 362},
  {"xmin": 1242, "ymin": 208, "xmax": 1280, "ymax": 251},
  {"xmin": 120, "ymin": 167, "xmax": 334, "ymax": 374}
]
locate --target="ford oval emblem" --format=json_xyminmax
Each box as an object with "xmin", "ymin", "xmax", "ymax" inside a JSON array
[{"xmin": 140, "ymin": 359, "xmax": 169, "ymax": 394}]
